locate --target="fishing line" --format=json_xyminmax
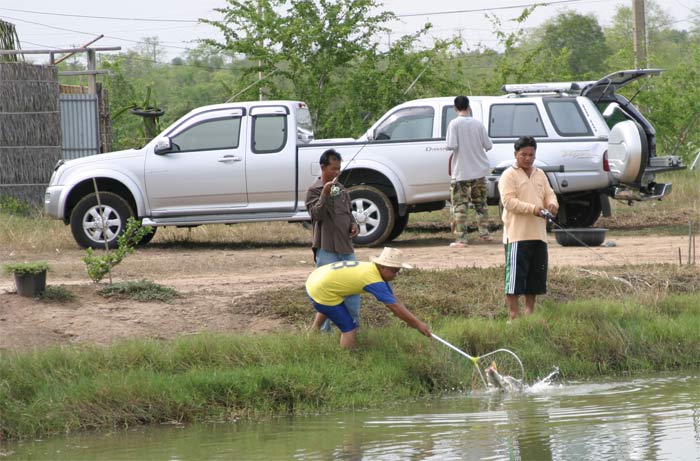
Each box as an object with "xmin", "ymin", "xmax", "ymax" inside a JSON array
[
  {"xmin": 541, "ymin": 209, "xmax": 626, "ymax": 266},
  {"xmin": 540, "ymin": 209, "xmax": 655, "ymax": 292},
  {"xmin": 330, "ymin": 139, "xmax": 374, "ymax": 197}
]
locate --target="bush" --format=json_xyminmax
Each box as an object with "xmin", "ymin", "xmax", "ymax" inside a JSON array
[
  {"xmin": 83, "ymin": 218, "xmax": 153, "ymax": 283},
  {"xmin": 3, "ymin": 261, "xmax": 49, "ymax": 276},
  {"xmin": 0, "ymin": 195, "xmax": 35, "ymax": 217}
]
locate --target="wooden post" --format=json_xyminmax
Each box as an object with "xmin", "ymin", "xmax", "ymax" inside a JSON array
[
  {"xmin": 87, "ymin": 49, "xmax": 97, "ymax": 94},
  {"xmin": 632, "ymin": 0, "xmax": 647, "ymax": 68},
  {"xmin": 689, "ymin": 220, "xmax": 693, "ymax": 265}
]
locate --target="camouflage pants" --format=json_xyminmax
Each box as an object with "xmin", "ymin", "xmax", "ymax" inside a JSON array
[{"xmin": 450, "ymin": 177, "xmax": 490, "ymax": 242}]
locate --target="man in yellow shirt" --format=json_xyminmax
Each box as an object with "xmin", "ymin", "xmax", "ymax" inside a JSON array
[
  {"xmin": 306, "ymin": 247, "xmax": 432, "ymax": 349},
  {"xmin": 498, "ymin": 136, "xmax": 559, "ymax": 321}
]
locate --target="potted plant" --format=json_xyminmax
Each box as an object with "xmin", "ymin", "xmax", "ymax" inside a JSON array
[{"xmin": 3, "ymin": 261, "xmax": 49, "ymax": 297}]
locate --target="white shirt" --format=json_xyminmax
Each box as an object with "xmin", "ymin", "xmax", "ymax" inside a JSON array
[{"xmin": 446, "ymin": 115, "xmax": 492, "ymax": 181}]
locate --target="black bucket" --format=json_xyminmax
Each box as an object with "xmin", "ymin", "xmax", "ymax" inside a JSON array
[{"xmin": 14, "ymin": 271, "xmax": 47, "ymax": 297}]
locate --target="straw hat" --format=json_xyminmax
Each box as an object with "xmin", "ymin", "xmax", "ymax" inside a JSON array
[{"xmin": 371, "ymin": 247, "xmax": 413, "ymax": 269}]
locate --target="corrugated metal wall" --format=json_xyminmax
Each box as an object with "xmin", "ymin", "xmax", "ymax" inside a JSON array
[{"xmin": 60, "ymin": 93, "xmax": 100, "ymax": 159}]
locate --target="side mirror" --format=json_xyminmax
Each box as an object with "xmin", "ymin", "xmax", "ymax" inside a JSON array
[
  {"xmin": 297, "ymin": 128, "xmax": 315, "ymax": 144},
  {"xmin": 365, "ymin": 128, "xmax": 374, "ymax": 141},
  {"xmin": 154, "ymin": 137, "xmax": 173, "ymax": 155}
]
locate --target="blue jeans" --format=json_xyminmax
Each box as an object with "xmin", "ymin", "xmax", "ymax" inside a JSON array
[{"xmin": 315, "ymin": 248, "xmax": 361, "ymax": 331}]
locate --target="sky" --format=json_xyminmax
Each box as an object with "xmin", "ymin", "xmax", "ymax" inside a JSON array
[{"xmin": 1, "ymin": 0, "xmax": 698, "ymax": 64}]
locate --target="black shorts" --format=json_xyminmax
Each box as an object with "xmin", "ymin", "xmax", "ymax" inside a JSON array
[{"xmin": 504, "ymin": 240, "xmax": 548, "ymax": 295}]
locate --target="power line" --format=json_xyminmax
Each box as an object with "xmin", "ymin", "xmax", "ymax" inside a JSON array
[
  {"xmin": 0, "ymin": 7, "xmax": 202, "ymax": 23},
  {"xmin": 394, "ymin": 0, "xmax": 588, "ymax": 17},
  {"xmin": 3, "ymin": 14, "xmax": 195, "ymax": 52}
]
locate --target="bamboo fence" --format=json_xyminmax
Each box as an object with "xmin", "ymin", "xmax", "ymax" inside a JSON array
[{"xmin": 0, "ymin": 62, "xmax": 61, "ymax": 204}]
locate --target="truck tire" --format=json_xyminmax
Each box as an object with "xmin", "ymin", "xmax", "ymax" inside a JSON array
[
  {"xmin": 70, "ymin": 192, "xmax": 133, "ymax": 249},
  {"xmin": 387, "ymin": 212, "xmax": 409, "ymax": 242},
  {"xmin": 558, "ymin": 193, "xmax": 601, "ymax": 228},
  {"xmin": 348, "ymin": 185, "xmax": 395, "ymax": 247},
  {"xmin": 137, "ymin": 225, "xmax": 157, "ymax": 246}
]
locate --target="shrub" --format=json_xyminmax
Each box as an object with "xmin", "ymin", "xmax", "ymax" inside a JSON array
[
  {"xmin": 3, "ymin": 261, "xmax": 49, "ymax": 276},
  {"xmin": 83, "ymin": 218, "xmax": 153, "ymax": 283}
]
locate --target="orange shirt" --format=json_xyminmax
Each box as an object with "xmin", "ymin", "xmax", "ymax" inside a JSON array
[{"xmin": 498, "ymin": 165, "xmax": 558, "ymax": 243}]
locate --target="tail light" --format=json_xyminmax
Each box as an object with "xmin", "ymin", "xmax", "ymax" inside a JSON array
[{"xmin": 603, "ymin": 150, "xmax": 610, "ymax": 172}]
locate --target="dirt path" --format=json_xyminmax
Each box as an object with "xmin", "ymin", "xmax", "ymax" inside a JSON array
[{"xmin": 0, "ymin": 234, "xmax": 692, "ymax": 352}]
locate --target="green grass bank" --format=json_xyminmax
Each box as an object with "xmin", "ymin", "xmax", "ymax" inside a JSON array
[{"xmin": 2, "ymin": 267, "xmax": 699, "ymax": 441}]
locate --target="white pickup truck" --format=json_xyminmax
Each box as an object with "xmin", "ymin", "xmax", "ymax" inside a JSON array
[{"xmin": 45, "ymin": 69, "xmax": 683, "ymax": 248}]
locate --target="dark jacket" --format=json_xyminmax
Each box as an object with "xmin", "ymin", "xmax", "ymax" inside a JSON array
[{"xmin": 305, "ymin": 178, "xmax": 356, "ymax": 255}]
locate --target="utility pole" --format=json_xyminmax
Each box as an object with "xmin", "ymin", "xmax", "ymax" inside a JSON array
[
  {"xmin": 632, "ymin": 0, "xmax": 647, "ymax": 68},
  {"xmin": 257, "ymin": 0, "xmax": 264, "ymax": 101}
]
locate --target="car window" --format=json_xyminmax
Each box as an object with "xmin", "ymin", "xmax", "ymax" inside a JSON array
[
  {"xmin": 598, "ymin": 102, "xmax": 633, "ymax": 130},
  {"xmin": 544, "ymin": 100, "xmax": 592, "ymax": 136},
  {"xmin": 171, "ymin": 117, "xmax": 241, "ymax": 152},
  {"xmin": 489, "ymin": 103, "xmax": 547, "ymax": 138},
  {"xmin": 253, "ymin": 114, "xmax": 287, "ymax": 153},
  {"xmin": 441, "ymin": 105, "xmax": 469, "ymax": 137},
  {"xmin": 375, "ymin": 106, "xmax": 434, "ymax": 141}
]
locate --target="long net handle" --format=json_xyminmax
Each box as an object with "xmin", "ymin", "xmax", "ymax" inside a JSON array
[
  {"xmin": 431, "ymin": 334, "xmax": 477, "ymax": 364},
  {"xmin": 432, "ymin": 334, "xmax": 487, "ymax": 387}
]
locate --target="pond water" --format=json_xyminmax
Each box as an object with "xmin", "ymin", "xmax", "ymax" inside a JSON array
[{"xmin": 3, "ymin": 373, "xmax": 699, "ymax": 460}]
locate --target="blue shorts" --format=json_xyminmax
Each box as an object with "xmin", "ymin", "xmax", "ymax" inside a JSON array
[{"xmin": 310, "ymin": 299, "xmax": 357, "ymax": 333}]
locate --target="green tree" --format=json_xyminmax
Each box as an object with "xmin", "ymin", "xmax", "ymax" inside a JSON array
[
  {"xmin": 201, "ymin": 0, "xmax": 462, "ymax": 138},
  {"xmin": 604, "ymin": 0, "xmax": 676, "ymax": 69},
  {"xmin": 486, "ymin": 6, "xmax": 563, "ymax": 88},
  {"xmin": 539, "ymin": 11, "xmax": 610, "ymax": 78},
  {"xmin": 604, "ymin": 1, "xmax": 700, "ymax": 161}
]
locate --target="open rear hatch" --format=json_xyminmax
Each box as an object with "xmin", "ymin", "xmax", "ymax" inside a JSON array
[{"xmin": 580, "ymin": 69, "xmax": 684, "ymax": 199}]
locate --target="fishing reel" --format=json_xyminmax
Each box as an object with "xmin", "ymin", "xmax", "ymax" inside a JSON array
[
  {"xmin": 540, "ymin": 209, "xmax": 554, "ymax": 220},
  {"xmin": 330, "ymin": 184, "xmax": 341, "ymax": 198}
]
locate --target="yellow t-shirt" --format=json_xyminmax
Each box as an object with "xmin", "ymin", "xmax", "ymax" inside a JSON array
[{"xmin": 306, "ymin": 261, "xmax": 395, "ymax": 306}]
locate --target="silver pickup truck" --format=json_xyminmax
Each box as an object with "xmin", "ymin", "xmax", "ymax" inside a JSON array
[{"xmin": 45, "ymin": 69, "xmax": 683, "ymax": 248}]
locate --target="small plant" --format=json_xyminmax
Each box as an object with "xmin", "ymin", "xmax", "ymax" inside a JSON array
[
  {"xmin": 97, "ymin": 280, "xmax": 180, "ymax": 303},
  {"xmin": 0, "ymin": 195, "xmax": 35, "ymax": 217},
  {"xmin": 3, "ymin": 261, "xmax": 49, "ymax": 276},
  {"xmin": 83, "ymin": 218, "xmax": 153, "ymax": 283},
  {"xmin": 40, "ymin": 286, "xmax": 75, "ymax": 303}
]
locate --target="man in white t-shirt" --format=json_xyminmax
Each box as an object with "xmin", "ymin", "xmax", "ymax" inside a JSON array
[{"xmin": 446, "ymin": 95, "xmax": 493, "ymax": 247}]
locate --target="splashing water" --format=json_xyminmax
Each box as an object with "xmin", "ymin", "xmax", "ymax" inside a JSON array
[
  {"xmin": 525, "ymin": 366, "xmax": 561, "ymax": 393},
  {"xmin": 484, "ymin": 365, "xmax": 561, "ymax": 394}
]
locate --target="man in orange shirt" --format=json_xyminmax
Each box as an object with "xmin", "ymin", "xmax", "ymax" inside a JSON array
[{"xmin": 498, "ymin": 136, "xmax": 558, "ymax": 321}]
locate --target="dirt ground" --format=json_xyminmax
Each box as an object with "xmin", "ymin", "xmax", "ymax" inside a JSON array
[{"xmin": 0, "ymin": 233, "xmax": 694, "ymax": 352}]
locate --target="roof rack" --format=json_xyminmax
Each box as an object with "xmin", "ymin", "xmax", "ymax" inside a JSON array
[{"xmin": 502, "ymin": 82, "xmax": 582, "ymax": 94}]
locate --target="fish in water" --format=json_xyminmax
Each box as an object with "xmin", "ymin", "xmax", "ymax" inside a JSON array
[{"xmin": 485, "ymin": 361, "xmax": 523, "ymax": 392}]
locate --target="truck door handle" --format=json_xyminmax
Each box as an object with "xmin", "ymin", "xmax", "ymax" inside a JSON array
[{"xmin": 218, "ymin": 155, "xmax": 242, "ymax": 163}]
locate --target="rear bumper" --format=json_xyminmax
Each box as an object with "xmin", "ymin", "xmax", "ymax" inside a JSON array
[{"xmin": 613, "ymin": 182, "xmax": 672, "ymax": 201}]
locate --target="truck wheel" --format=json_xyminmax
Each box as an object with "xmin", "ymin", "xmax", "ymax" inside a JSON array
[
  {"xmin": 387, "ymin": 212, "xmax": 409, "ymax": 242},
  {"xmin": 70, "ymin": 192, "xmax": 133, "ymax": 249},
  {"xmin": 348, "ymin": 185, "xmax": 395, "ymax": 247},
  {"xmin": 137, "ymin": 225, "xmax": 157, "ymax": 246},
  {"xmin": 558, "ymin": 193, "xmax": 601, "ymax": 228}
]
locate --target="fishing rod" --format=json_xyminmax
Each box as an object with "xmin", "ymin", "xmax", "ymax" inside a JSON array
[{"xmin": 329, "ymin": 138, "xmax": 374, "ymax": 197}]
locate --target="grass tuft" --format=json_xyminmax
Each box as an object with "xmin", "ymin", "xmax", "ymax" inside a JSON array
[
  {"xmin": 40, "ymin": 285, "xmax": 75, "ymax": 303},
  {"xmin": 97, "ymin": 280, "xmax": 181, "ymax": 303}
]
